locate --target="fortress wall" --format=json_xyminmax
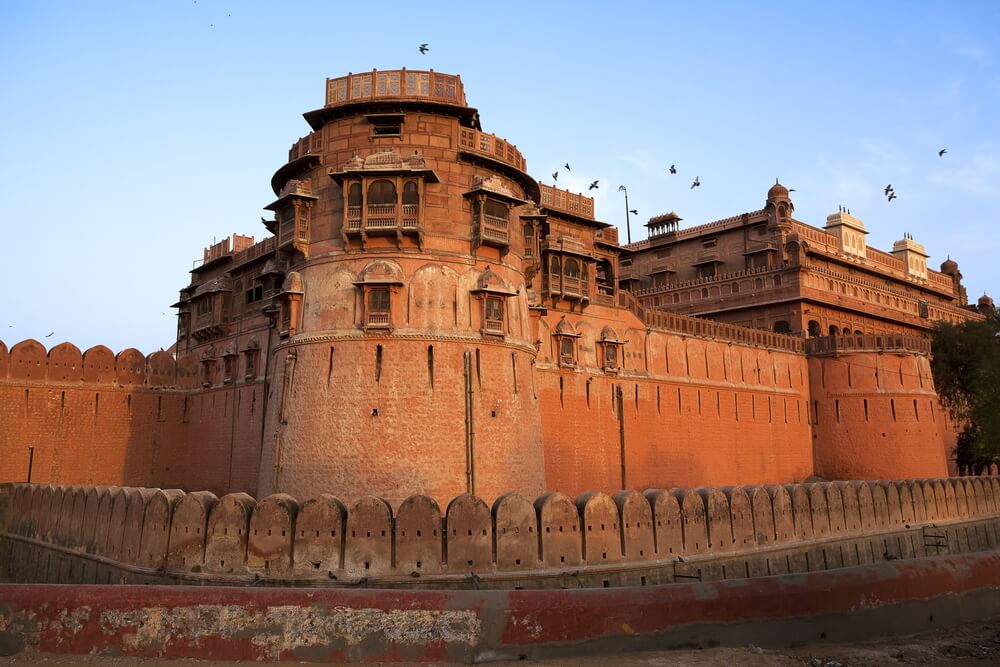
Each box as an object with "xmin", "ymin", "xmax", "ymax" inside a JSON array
[
  {"xmin": 536, "ymin": 330, "xmax": 813, "ymax": 495},
  {"xmin": 256, "ymin": 336, "xmax": 545, "ymax": 509},
  {"xmin": 810, "ymin": 352, "xmax": 948, "ymax": 480},
  {"xmin": 4, "ymin": 476, "xmax": 997, "ymax": 586},
  {"xmin": 0, "ymin": 339, "xmax": 262, "ymax": 497}
]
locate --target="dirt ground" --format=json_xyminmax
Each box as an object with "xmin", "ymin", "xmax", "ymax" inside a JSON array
[{"xmin": 4, "ymin": 616, "xmax": 1000, "ymax": 666}]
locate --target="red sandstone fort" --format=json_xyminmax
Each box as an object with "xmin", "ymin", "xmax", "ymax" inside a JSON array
[{"xmin": 0, "ymin": 69, "xmax": 990, "ymax": 506}]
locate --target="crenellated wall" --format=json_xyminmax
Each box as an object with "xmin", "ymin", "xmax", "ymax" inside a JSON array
[
  {"xmin": 4, "ymin": 474, "xmax": 999, "ymax": 589},
  {"xmin": 0, "ymin": 339, "xmax": 263, "ymax": 497}
]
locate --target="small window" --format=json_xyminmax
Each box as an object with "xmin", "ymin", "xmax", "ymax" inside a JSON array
[
  {"xmin": 348, "ymin": 182, "xmax": 362, "ymax": 207},
  {"xmin": 483, "ymin": 199, "xmax": 508, "ymax": 223},
  {"xmin": 549, "ymin": 256, "xmax": 561, "ymax": 274},
  {"xmin": 829, "ymin": 325, "xmax": 839, "ymax": 336},
  {"xmin": 756, "ymin": 225, "xmax": 767, "ymax": 236},
  {"xmin": 697, "ymin": 264, "xmax": 717, "ymax": 279},
  {"xmin": 367, "ymin": 287, "xmax": 391, "ymax": 328},
  {"xmin": 244, "ymin": 351, "xmax": 258, "ymax": 379},
  {"xmin": 403, "ymin": 181, "xmax": 419, "ymax": 206},
  {"xmin": 245, "ymin": 282, "xmax": 264, "ymax": 305},
  {"xmin": 223, "ymin": 356, "xmax": 235, "ymax": 383},
  {"xmin": 732, "ymin": 282, "xmax": 740, "ymax": 294},
  {"xmin": 559, "ymin": 338, "xmax": 575, "ymax": 366},
  {"xmin": 773, "ymin": 320, "xmax": 791, "ymax": 334},
  {"xmin": 603, "ymin": 344, "xmax": 618, "ymax": 369},
  {"xmin": 808, "ymin": 320, "xmax": 821, "ymax": 337},
  {"xmin": 619, "ymin": 257, "xmax": 633, "ymax": 267},
  {"xmin": 702, "ymin": 238, "xmax": 717, "ymax": 248},
  {"xmin": 367, "ymin": 180, "xmax": 397, "ymax": 206},
  {"xmin": 371, "ymin": 120, "xmax": 401, "ymax": 137},
  {"xmin": 564, "ymin": 258, "xmax": 580, "ymax": 278},
  {"xmin": 484, "ymin": 296, "xmax": 504, "ymax": 333}
]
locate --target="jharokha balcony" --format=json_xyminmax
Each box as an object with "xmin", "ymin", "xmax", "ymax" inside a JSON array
[{"xmin": 344, "ymin": 204, "xmax": 423, "ymax": 247}]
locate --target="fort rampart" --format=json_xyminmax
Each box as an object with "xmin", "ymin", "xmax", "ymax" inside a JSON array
[{"xmin": 4, "ymin": 473, "xmax": 1000, "ymax": 590}]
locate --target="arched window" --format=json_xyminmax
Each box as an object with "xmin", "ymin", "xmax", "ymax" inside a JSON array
[
  {"xmin": 773, "ymin": 274, "xmax": 782, "ymax": 287},
  {"xmin": 842, "ymin": 327, "xmax": 851, "ymax": 335},
  {"xmin": 483, "ymin": 199, "xmax": 508, "ymax": 222},
  {"xmin": 808, "ymin": 320, "xmax": 821, "ymax": 337},
  {"xmin": 755, "ymin": 278, "xmax": 764, "ymax": 290},
  {"xmin": 732, "ymin": 282, "xmax": 740, "ymax": 294},
  {"xmin": 367, "ymin": 179, "xmax": 397, "ymax": 205},
  {"xmin": 773, "ymin": 320, "xmax": 791, "ymax": 334},
  {"xmin": 854, "ymin": 329, "xmax": 863, "ymax": 335},
  {"xmin": 564, "ymin": 258, "xmax": 580, "ymax": 278},
  {"xmin": 348, "ymin": 182, "xmax": 362, "ymax": 207},
  {"xmin": 549, "ymin": 256, "xmax": 561, "ymax": 274},
  {"xmin": 402, "ymin": 181, "xmax": 419, "ymax": 205},
  {"xmin": 701, "ymin": 287, "xmax": 709, "ymax": 299},
  {"xmin": 673, "ymin": 293, "xmax": 680, "ymax": 304},
  {"xmin": 829, "ymin": 325, "xmax": 839, "ymax": 336}
]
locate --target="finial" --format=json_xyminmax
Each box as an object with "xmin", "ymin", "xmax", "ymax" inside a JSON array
[{"xmin": 775, "ymin": 177, "xmax": 779, "ymax": 185}]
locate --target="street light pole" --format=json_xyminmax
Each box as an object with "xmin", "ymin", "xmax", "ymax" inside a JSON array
[{"xmin": 618, "ymin": 185, "xmax": 631, "ymax": 244}]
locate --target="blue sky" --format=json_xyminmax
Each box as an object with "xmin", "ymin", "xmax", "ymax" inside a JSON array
[{"xmin": 1, "ymin": 1, "xmax": 998, "ymax": 352}]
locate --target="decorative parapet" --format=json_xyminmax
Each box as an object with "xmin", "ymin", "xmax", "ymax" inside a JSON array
[
  {"xmin": 804, "ymin": 334, "xmax": 932, "ymax": 356},
  {"xmin": 202, "ymin": 234, "xmax": 255, "ymax": 266},
  {"xmin": 325, "ymin": 69, "xmax": 467, "ymax": 109},
  {"xmin": 457, "ymin": 127, "xmax": 526, "ymax": 173},
  {"xmin": 3, "ymin": 477, "xmax": 999, "ymax": 589},
  {"xmin": 538, "ymin": 183, "xmax": 595, "ymax": 220}
]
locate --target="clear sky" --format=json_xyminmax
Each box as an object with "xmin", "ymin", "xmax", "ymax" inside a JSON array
[{"xmin": 1, "ymin": 1, "xmax": 997, "ymax": 352}]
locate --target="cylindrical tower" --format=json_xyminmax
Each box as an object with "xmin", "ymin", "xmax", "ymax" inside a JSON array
[{"xmin": 257, "ymin": 69, "xmax": 545, "ymax": 506}]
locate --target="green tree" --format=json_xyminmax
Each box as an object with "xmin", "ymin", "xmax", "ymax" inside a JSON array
[{"xmin": 931, "ymin": 304, "xmax": 1000, "ymax": 470}]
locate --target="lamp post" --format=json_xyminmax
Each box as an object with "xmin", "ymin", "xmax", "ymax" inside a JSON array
[{"xmin": 618, "ymin": 185, "xmax": 631, "ymax": 244}]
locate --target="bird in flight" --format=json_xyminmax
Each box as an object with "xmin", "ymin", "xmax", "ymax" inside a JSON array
[
  {"xmin": 690, "ymin": 176, "xmax": 700, "ymax": 189},
  {"xmin": 564, "ymin": 163, "xmax": 571, "ymax": 171},
  {"xmin": 45, "ymin": 332, "xmax": 54, "ymax": 337},
  {"xmin": 588, "ymin": 180, "xmax": 599, "ymax": 190},
  {"xmin": 938, "ymin": 148, "xmax": 947, "ymax": 157},
  {"xmin": 551, "ymin": 171, "xmax": 558, "ymax": 182},
  {"xmin": 629, "ymin": 209, "xmax": 638, "ymax": 215},
  {"xmin": 669, "ymin": 164, "xmax": 677, "ymax": 174},
  {"xmin": 419, "ymin": 43, "xmax": 429, "ymax": 55},
  {"xmin": 884, "ymin": 184, "xmax": 893, "ymax": 196},
  {"xmin": 888, "ymin": 192, "xmax": 897, "ymax": 202}
]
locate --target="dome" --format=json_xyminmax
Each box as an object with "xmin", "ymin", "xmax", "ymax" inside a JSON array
[
  {"xmin": 940, "ymin": 256, "xmax": 959, "ymax": 274},
  {"xmin": 767, "ymin": 180, "xmax": 789, "ymax": 199},
  {"xmin": 978, "ymin": 293, "xmax": 994, "ymax": 307}
]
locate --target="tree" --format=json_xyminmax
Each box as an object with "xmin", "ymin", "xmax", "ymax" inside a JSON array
[{"xmin": 931, "ymin": 304, "xmax": 1000, "ymax": 470}]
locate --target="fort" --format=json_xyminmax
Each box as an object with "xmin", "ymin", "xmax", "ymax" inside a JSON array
[{"xmin": 0, "ymin": 67, "xmax": 998, "ymax": 662}]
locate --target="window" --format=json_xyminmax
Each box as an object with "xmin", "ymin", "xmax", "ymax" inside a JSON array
[
  {"xmin": 244, "ymin": 350, "xmax": 258, "ymax": 380},
  {"xmin": 367, "ymin": 180, "xmax": 397, "ymax": 206},
  {"xmin": 732, "ymin": 282, "xmax": 740, "ymax": 294},
  {"xmin": 245, "ymin": 281, "xmax": 264, "ymax": 305},
  {"xmin": 829, "ymin": 325, "xmax": 839, "ymax": 336},
  {"xmin": 702, "ymin": 238, "xmax": 717, "ymax": 248},
  {"xmin": 549, "ymin": 256, "xmax": 561, "ymax": 274},
  {"xmin": 371, "ymin": 120, "xmax": 401, "ymax": 137},
  {"xmin": 196, "ymin": 297, "xmax": 213, "ymax": 315},
  {"xmin": 484, "ymin": 296, "xmax": 504, "ymax": 333},
  {"xmin": 603, "ymin": 344, "xmax": 618, "ymax": 370},
  {"xmin": 756, "ymin": 225, "xmax": 767, "ymax": 236},
  {"xmin": 564, "ymin": 258, "xmax": 580, "ymax": 278},
  {"xmin": 773, "ymin": 320, "xmax": 791, "ymax": 334},
  {"xmin": 697, "ymin": 264, "xmax": 717, "ymax": 279},
  {"xmin": 348, "ymin": 182, "xmax": 362, "ymax": 207},
  {"xmin": 223, "ymin": 356, "xmax": 235, "ymax": 383},
  {"xmin": 774, "ymin": 274, "xmax": 782, "ymax": 287},
  {"xmin": 403, "ymin": 181, "xmax": 419, "ymax": 205},
  {"xmin": 367, "ymin": 287, "xmax": 391, "ymax": 328},
  {"xmin": 559, "ymin": 338, "xmax": 575, "ymax": 366},
  {"xmin": 483, "ymin": 199, "xmax": 508, "ymax": 223},
  {"xmin": 808, "ymin": 320, "xmax": 821, "ymax": 337}
]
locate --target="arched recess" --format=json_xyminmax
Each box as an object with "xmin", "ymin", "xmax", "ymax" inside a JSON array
[
  {"xmin": 303, "ymin": 268, "xmax": 357, "ymax": 331},
  {"xmin": 409, "ymin": 264, "xmax": 459, "ymax": 330}
]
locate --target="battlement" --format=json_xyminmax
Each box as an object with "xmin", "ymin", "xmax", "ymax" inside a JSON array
[
  {"xmin": 0, "ymin": 338, "xmax": 177, "ymax": 387},
  {"xmin": 3, "ymin": 476, "xmax": 999, "ymax": 589},
  {"xmin": 538, "ymin": 183, "xmax": 596, "ymax": 220},
  {"xmin": 325, "ymin": 69, "xmax": 467, "ymax": 109}
]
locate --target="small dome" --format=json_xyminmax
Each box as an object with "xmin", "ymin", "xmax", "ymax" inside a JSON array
[
  {"xmin": 767, "ymin": 180, "xmax": 789, "ymax": 199},
  {"xmin": 978, "ymin": 293, "xmax": 994, "ymax": 307},
  {"xmin": 940, "ymin": 256, "xmax": 958, "ymax": 274}
]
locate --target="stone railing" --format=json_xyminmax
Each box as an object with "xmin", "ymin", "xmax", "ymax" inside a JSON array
[
  {"xmin": 631, "ymin": 264, "xmax": 781, "ymax": 297},
  {"xmin": 457, "ymin": 127, "xmax": 526, "ymax": 172},
  {"xmin": 538, "ymin": 184, "xmax": 595, "ymax": 220},
  {"xmin": 325, "ymin": 69, "xmax": 466, "ymax": 109},
  {"xmin": 3, "ymin": 477, "xmax": 999, "ymax": 589},
  {"xmin": 804, "ymin": 334, "xmax": 931, "ymax": 356}
]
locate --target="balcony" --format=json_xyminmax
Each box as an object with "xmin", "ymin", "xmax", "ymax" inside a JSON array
[
  {"xmin": 343, "ymin": 204, "xmax": 423, "ymax": 239},
  {"xmin": 480, "ymin": 213, "xmax": 510, "ymax": 247},
  {"xmin": 804, "ymin": 334, "xmax": 931, "ymax": 356},
  {"xmin": 484, "ymin": 318, "xmax": 504, "ymax": 334},
  {"xmin": 546, "ymin": 272, "xmax": 590, "ymax": 302},
  {"xmin": 366, "ymin": 311, "xmax": 390, "ymax": 329}
]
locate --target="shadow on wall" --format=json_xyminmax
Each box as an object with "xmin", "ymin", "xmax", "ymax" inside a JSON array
[{"xmin": 4, "ymin": 473, "xmax": 999, "ymax": 583}]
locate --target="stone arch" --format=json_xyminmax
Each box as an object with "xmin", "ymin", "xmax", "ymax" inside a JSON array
[
  {"xmin": 702, "ymin": 488, "xmax": 733, "ymax": 551},
  {"xmin": 344, "ymin": 496, "xmax": 393, "ymax": 577},
  {"xmin": 139, "ymin": 489, "xmax": 184, "ymax": 569},
  {"xmin": 644, "ymin": 489, "xmax": 683, "ymax": 556},
  {"xmin": 395, "ymin": 494, "xmax": 443, "ymax": 575},
  {"xmin": 445, "ymin": 494, "xmax": 492, "ymax": 573},
  {"xmin": 303, "ymin": 267, "xmax": 357, "ymax": 331},
  {"xmin": 576, "ymin": 492, "xmax": 621, "ymax": 564},
  {"xmin": 48, "ymin": 342, "xmax": 84, "ymax": 382},
  {"xmin": 492, "ymin": 492, "xmax": 537, "ymax": 571},
  {"xmin": 724, "ymin": 487, "xmax": 755, "ymax": 547},
  {"xmin": 116, "ymin": 348, "xmax": 147, "ymax": 386},
  {"xmin": 83, "ymin": 345, "xmax": 116, "ymax": 383},
  {"xmin": 750, "ymin": 487, "xmax": 775, "ymax": 545},
  {"xmin": 293, "ymin": 494, "xmax": 347, "ymax": 576},
  {"xmin": 408, "ymin": 264, "xmax": 459, "ymax": 330},
  {"xmin": 9, "ymin": 339, "xmax": 47, "ymax": 381},
  {"xmin": 204, "ymin": 492, "xmax": 256, "ymax": 575},
  {"xmin": 575, "ymin": 321, "xmax": 597, "ymax": 368},
  {"xmin": 167, "ymin": 491, "xmax": 217, "ymax": 572},
  {"xmin": 613, "ymin": 490, "xmax": 653, "ymax": 561},
  {"xmin": 680, "ymin": 489, "xmax": 709, "ymax": 554},
  {"xmin": 535, "ymin": 492, "xmax": 581, "ymax": 568},
  {"xmin": 247, "ymin": 494, "xmax": 299, "ymax": 576}
]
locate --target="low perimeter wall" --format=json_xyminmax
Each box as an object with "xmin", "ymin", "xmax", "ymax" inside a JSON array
[
  {"xmin": 2, "ymin": 552, "xmax": 1000, "ymax": 662},
  {"xmin": 3, "ymin": 476, "xmax": 1000, "ymax": 590}
]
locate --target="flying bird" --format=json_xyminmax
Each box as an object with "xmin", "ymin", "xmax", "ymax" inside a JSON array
[
  {"xmin": 690, "ymin": 176, "xmax": 700, "ymax": 189},
  {"xmin": 629, "ymin": 209, "xmax": 638, "ymax": 215},
  {"xmin": 564, "ymin": 163, "xmax": 571, "ymax": 171},
  {"xmin": 419, "ymin": 43, "xmax": 429, "ymax": 55},
  {"xmin": 669, "ymin": 164, "xmax": 677, "ymax": 174},
  {"xmin": 888, "ymin": 193, "xmax": 897, "ymax": 202},
  {"xmin": 45, "ymin": 332, "xmax": 54, "ymax": 337},
  {"xmin": 552, "ymin": 171, "xmax": 558, "ymax": 182},
  {"xmin": 884, "ymin": 184, "xmax": 893, "ymax": 196},
  {"xmin": 789, "ymin": 188, "xmax": 796, "ymax": 192},
  {"xmin": 589, "ymin": 180, "xmax": 599, "ymax": 190},
  {"xmin": 938, "ymin": 148, "xmax": 947, "ymax": 157}
]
